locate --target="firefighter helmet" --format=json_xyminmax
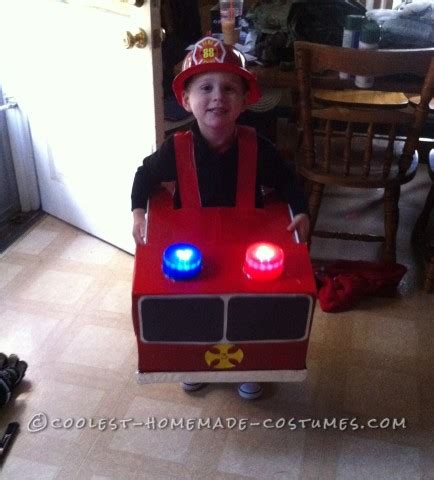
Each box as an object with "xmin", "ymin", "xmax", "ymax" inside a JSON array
[{"xmin": 172, "ymin": 36, "xmax": 261, "ymax": 106}]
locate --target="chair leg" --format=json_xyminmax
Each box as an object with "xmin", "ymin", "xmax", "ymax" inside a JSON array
[
  {"xmin": 308, "ymin": 182, "xmax": 324, "ymax": 246},
  {"xmin": 384, "ymin": 186, "xmax": 400, "ymax": 263},
  {"xmin": 303, "ymin": 179, "xmax": 313, "ymax": 197},
  {"xmin": 412, "ymin": 184, "xmax": 434, "ymax": 241},
  {"xmin": 424, "ymin": 250, "xmax": 434, "ymax": 293}
]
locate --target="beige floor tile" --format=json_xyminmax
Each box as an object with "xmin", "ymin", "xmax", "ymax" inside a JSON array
[
  {"xmin": 350, "ymin": 314, "xmax": 419, "ymax": 357},
  {"xmin": 71, "ymin": 453, "xmax": 140, "ymax": 480},
  {"xmin": 217, "ymin": 427, "xmax": 306, "ymax": 479},
  {"xmin": 0, "ymin": 308, "xmax": 61, "ymax": 357},
  {"xmin": 0, "ymin": 456, "xmax": 60, "ymax": 480},
  {"xmin": 22, "ymin": 379, "xmax": 106, "ymax": 441},
  {"xmin": 344, "ymin": 366, "xmax": 420, "ymax": 425},
  {"xmin": 36, "ymin": 215, "xmax": 65, "ymax": 231},
  {"xmin": 269, "ymin": 360, "xmax": 319, "ymax": 407},
  {"xmin": 108, "ymin": 396, "xmax": 202, "ymax": 461},
  {"xmin": 10, "ymin": 228, "xmax": 59, "ymax": 255},
  {"xmin": 0, "ymin": 262, "xmax": 24, "ymax": 289},
  {"xmin": 97, "ymin": 280, "xmax": 132, "ymax": 314},
  {"xmin": 18, "ymin": 269, "xmax": 94, "ymax": 305},
  {"xmin": 59, "ymin": 324, "xmax": 135, "ymax": 370},
  {"xmin": 3, "ymin": 426, "xmax": 97, "ymax": 474},
  {"xmin": 335, "ymin": 435, "xmax": 422, "ymax": 480},
  {"xmin": 308, "ymin": 309, "xmax": 353, "ymax": 348},
  {"xmin": 369, "ymin": 292, "xmax": 434, "ymax": 322},
  {"xmin": 59, "ymin": 236, "xmax": 116, "ymax": 265},
  {"xmin": 135, "ymin": 471, "xmax": 194, "ymax": 480}
]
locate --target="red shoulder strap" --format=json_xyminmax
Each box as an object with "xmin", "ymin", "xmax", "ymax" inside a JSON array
[
  {"xmin": 174, "ymin": 131, "xmax": 201, "ymax": 208},
  {"xmin": 174, "ymin": 126, "xmax": 258, "ymax": 209},
  {"xmin": 236, "ymin": 125, "xmax": 257, "ymax": 209}
]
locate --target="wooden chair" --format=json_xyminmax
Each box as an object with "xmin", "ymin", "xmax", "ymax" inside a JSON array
[
  {"xmin": 294, "ymin": 41, "xmax": 434, "ymax": 262},
  {"xmin": 412, "ymin": 152, "xmax": 434, "ymax": 292}
]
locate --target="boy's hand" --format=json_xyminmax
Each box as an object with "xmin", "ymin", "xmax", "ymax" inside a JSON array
[
  {"xmin": 287, "ymin": 213, "xmax": 310, "ymax": 243},
  {"xmin": 132, "ymin": 209, "xmax": 146, "ymax": 245}
]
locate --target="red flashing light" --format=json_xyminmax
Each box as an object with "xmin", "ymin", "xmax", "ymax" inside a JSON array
[{"xmin": 243, "ymin": 242, "xmax": 284, "ymax": 281}]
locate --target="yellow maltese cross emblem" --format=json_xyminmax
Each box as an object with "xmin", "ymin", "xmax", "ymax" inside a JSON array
[{"xmin": 205, "ymin": 344, "xmax": 244, "ymax": 369}]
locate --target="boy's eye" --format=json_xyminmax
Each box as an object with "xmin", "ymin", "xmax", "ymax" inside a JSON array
[{"xmin": 199, "ymin": 84, "xmax": 212, "ymax": 92}]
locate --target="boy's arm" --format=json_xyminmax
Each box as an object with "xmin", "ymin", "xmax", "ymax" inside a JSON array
[
  {"xmin": 257, "ymin": 136, "xmax": 308, "ymax": 214},
  {"xmin": 131, "ymin": 136, "xmax": 177, "ymax": 245},
  {"xmin": 132, "ymin": 208, "xmax": 146, "ymax": 245},
  {"xmin": 257, "ymin": 136, "xmax": 310, "ymax": 242},
  {"xmin": 131, "ymin": 135, "xmax": 177, "ymax": 211},
  {"xmin": 287, "ymin": 213, "xmax": 310, "ymax": 243}
]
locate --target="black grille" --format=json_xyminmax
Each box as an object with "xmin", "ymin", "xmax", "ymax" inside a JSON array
[
  {"xmin": 140, "ymin": 297, "xmax": 224, "ymax": 342},
  {"xmin": 227, "ymin": 296, "xmax": 311, "ymax": 341}
]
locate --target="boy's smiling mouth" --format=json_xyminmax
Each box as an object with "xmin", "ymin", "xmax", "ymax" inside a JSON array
[{"xmin": 208, "ymin": 107, "xmax": 227, "ymax": 114}]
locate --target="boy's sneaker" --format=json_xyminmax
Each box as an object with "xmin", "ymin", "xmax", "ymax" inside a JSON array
[
  {"xmin": 237, "ymin": 382, "xmax": 263, "ymax": 400},
  {"xmin": 181, "ymin": 382, "xmax": 205, "ymax": 391}
]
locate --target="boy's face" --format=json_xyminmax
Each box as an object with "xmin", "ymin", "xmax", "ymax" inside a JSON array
[{"xmin": 181, "ymin": 71, "xmax": 247, "ymax": 135}]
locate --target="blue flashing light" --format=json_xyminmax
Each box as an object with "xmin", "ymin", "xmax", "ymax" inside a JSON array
[{"xmin": 162, "ymin": 243, "xmax": 202, "ymax": 280}]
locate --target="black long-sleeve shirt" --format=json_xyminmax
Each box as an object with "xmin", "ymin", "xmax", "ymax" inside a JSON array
[{"xmin": 131, "ymin": 122, "xmax": 308, "ymax": 215}]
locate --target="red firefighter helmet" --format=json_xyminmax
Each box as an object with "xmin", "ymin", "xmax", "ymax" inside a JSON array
[{"xmin": 172, "ymin": 36, "xmax": 261, "ymax": 106}]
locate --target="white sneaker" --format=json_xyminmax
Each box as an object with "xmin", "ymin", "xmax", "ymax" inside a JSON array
[
  {"xmin": 237, "ymin": 382, "xmax": 263, "ymax": 400},
  {"xmin": 181, "ymin": 382, "xmax": 205, "ymax": 391}
]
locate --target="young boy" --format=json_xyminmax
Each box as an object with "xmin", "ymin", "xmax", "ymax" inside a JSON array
[{"xmin": 131, "ymin": 37, "xmax": 309, "ymax": 400}]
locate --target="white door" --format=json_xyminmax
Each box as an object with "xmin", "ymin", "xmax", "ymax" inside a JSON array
[{"xmin": 0, "ymin": 0, "xmax": 164, "ymax": 254}]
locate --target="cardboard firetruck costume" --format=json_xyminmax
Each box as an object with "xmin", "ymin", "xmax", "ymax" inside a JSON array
[{"xmin": 132, "ymin": 37, "xmax": 316, "ymax": 384}]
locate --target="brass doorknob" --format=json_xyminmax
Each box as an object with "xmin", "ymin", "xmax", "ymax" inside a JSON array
[{"xmin": 123, "ymin": 28, "xmax": 147, "ymax": 49}]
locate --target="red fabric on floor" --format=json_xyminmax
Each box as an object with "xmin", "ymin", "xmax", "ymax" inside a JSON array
[{"xmin": 315, "ymin": 260, "xmax": 407, "ymax": 312}]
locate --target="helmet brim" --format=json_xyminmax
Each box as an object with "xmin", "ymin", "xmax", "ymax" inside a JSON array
[{"xmin": 172, "ymin": 63, "xmax": 262, "ymax": 106}]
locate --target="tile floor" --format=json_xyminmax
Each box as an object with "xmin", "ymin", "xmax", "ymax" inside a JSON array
[{"xmin": 0, "ymin": 166, "xmax": 433, "ymax": 480}]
